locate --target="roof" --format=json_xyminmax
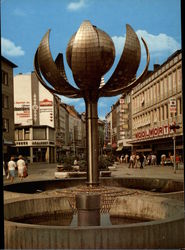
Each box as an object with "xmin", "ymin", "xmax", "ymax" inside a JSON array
[{"xmin": 1, "ymin": 56, "xmax": 18, "ymax": 68}]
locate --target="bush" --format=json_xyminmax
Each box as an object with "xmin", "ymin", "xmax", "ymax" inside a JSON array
[
  {"xmin": 98, "ymin": 155, "xmax": 113, "ymax": 170},
  {"xmin": 78, "ymin": 160, "xmax": 87, "ymax": 171}
]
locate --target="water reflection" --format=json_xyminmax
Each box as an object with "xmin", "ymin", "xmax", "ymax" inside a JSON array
[{"xmin": 14, "ymin": 212, "xmax": 153, "ymax": 226}]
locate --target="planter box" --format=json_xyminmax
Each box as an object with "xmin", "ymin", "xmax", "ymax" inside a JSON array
[
  {"xmin": 108, "ymin": 166, "xmax": 116, "ymax": 171},
  {"xmin": 54, "ymin": 172, "xmax": 69, "ymax": 179},
  {"xmin": 69, "ymin": 172, "xmax": 86, "ymax": 177},
  {"xmin": 100, "ymin": 171, "xmax": 111, "ymax": 177}
]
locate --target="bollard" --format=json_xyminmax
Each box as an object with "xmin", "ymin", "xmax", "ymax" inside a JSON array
[{"xmin": 76, "ymin": 193, "xmax": 100, "ymax": 226}]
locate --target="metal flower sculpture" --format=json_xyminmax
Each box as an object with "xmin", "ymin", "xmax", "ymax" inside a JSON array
[{"xmin": 34, "ymin": 20, "xmax": 150, "ymax": 186}]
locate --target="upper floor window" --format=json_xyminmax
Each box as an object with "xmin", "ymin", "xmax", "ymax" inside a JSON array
[
  {"xmin": 24, "ymin": 128, "xmax": 30, "ymax": 140},
  {"xmin": 2, "ymin": 71, "xmax": 8, "ymax": 86},
  {"xmin": 3, "ymin": 118, "xmax": 9, "ymax": 132},
  {"xmin": 2, "ymin": 95, "xmax": 9, "ymax": 108}
]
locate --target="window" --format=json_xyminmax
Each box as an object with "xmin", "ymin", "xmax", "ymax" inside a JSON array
[
  {"xmin": 164, "ymin": 77, "xmax": 168, "ymax": 97},
  {"xmin": 2, "ymin": 95, "xmax": 9, "ymax": 108},
  {"xmin": 160, "ymin": 80, "xmax": 164, "ymax": 99},
  {"xmin": 24, "ymin": 128, "xmax": 30, "ymax": 140},
  {"xmin": 18, "ymin": 129, "xmax": 23, "ymax": 140},
  {"xmin": 177, "ymin": 68, "xmax": 182, "ymax": 91},
  {"xmin": 168, "ymin": 74, "xmax": 172, "ymax": 95},
  {"xmin": 33, "ymin": 127, "xmax": 46, "ymax": 140},
  {"xmin": 172, "ymin": 71, "xmax": 176, "ymax": 92},
  {"xmin": 3, "ymin": 119, "xmax": 9, "ymax": 132},
  {"xmin": 177, "ymin": 98, "xmax": 182, "ymax": 115},
  {"xmin": 2, "ymin": 71, "xmax": 8, "ymax": 85},
  {"xmin": 161, "ymin": 106, "xmax": 164, "ymax": 120},
  {"xmin": 165, "ymin": 104, "xmax": 168, "ymax": 119}
]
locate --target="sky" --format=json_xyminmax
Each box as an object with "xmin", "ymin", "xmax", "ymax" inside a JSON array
[{"xmin": 1, "ymin": 0, "xmax": 182, "ymax": 120}]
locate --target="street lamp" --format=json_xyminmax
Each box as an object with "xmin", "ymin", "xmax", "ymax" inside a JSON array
[{"xmin": 169, "ymin": 123, "xmax": 180, "ymax": 173}]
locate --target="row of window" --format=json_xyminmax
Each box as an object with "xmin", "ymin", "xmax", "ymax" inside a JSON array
[
  {"xmin": 132, "ymin": 67, "xmax": 182, "ymax": 113},
  {"xmin": 133, "ymin": 97, "xmax": 182, "ymax": 129}
]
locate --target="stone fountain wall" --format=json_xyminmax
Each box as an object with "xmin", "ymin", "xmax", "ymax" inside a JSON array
[{"xmin": 4, "ymin": 194, "xmax": 184, "ymax": 249}]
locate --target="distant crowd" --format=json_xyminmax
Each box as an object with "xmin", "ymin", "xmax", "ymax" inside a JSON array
[{"xmin": 118, "ymin": 152, "xmax": 182, "ymax": 169}]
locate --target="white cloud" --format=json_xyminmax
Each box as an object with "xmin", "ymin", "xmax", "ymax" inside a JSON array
[
  {"xmin": 112, "ymin": 30, "xmax": 180, "ymax": 57},
  {"xmin": 1, "ymin": 38, "xmax": 25, "ymax": 57},
  {"xmin": 67, "ymin": 0, "xmax": 86, "ymax": 11}
]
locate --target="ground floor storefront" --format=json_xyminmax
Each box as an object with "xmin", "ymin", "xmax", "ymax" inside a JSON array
[
  {"xmin": 131, "ymin": 134, "xmax": 183, "ymax": 164},
  {"xmin": 11, "ymin": 145, "xmax": 56, "ymax": 163}
]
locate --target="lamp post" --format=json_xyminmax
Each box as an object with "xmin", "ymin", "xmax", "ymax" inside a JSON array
[{"xmin": 170, "ymin": 123, "xmax": 180, "ymax": 173}]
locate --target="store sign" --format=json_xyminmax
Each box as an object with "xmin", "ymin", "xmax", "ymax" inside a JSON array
[
  {"xmin": 135, "ymin": 124, "xmax": 170, "ymax": 139},
  {"xmin": 169, "ymin": 99, "xmax": 176, "ymax": 113}
]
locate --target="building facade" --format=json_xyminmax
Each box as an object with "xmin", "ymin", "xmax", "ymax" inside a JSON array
[
  {"xmin": 130, "ymin": 50, "xmax": 183, "ymax": 162},
  {"xmin": 2, "ymin": 56, "xmax": 17, "ymax": 162},
  {"xmin": 13, "ymin": 72, "xmax": 56, "ymax": 163},
  {"xmin": 104, "ymin": 94, "xmax": 132, "ymax": 154}
]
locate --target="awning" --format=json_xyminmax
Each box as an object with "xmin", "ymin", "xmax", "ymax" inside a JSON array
[
  {"xmin": 136, "ymin": 148, "xmax": 152, "ymax": 152},
  {"xmin": 116, "ymin": 146, "xmax": 123, "ymax": 151}
]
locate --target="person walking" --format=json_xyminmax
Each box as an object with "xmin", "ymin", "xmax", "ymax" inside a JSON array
[
  {"xmin": 7, "ymin": 157, "xmax": 16, "ymax": 183},
  {"xmin": 17, "ymin": 155, "xmax": 26, "ymax": 181},
  {"xmin": 135, "ymin": 154, "xmax": 140, "ymax": 168},
  {"xmin": 128, "ymin": 153, "xmax": 135, "ymax": 168},
  {"xmin": 139, "ymin": 153, "xmax": 144, "ymax": 169}
]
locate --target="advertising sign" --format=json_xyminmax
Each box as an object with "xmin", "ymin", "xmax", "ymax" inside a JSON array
[
  {"xmin": 169, "ymin": 99, "xmax": 176, "ymax": 113},
  {"xmin": 39, "ymin": 83, "xmax": 54, "ymax": 127}
]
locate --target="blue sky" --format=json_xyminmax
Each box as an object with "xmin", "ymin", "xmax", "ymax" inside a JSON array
[{"xmin": 1, "ymin": 0, "xmax": 181, "ymax": 119}]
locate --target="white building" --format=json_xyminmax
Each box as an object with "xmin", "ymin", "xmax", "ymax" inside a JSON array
[{"xmin": 13, "ymin": 72, "xmax": 56, "ymax": 163}]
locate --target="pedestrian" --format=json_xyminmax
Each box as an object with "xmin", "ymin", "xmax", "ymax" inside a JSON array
[
  {"xmin": 128, "ymin": 153, "xmax": 135, "ymax": 168},
  {"xmin": 139, "ymin": 153, "xmax": 144, "ymax": 169},
  {"xmin": 161, "ymin": 154, "xmax": 166, "ymax": 167},
  {"xmin": 7, "ymin": 157, "xmax": 16, "ymax": 183},
  {"xmin": 17, "ymin": 155, "xmax": 26, "ymax": 180},
  {"xmin": 120, "ymin": 155, "xmax": 124, "ymax": 164},
  {"xmin": 135, "ymin": 154, "xmax": 140, "ymax": 168},
  {"xmin": 151, "ymin": 154, "xmax": 157, "ymax": 165},
  {"xmin": 125, "ymin": 154, "xmax": 129, "ymax": 163}
]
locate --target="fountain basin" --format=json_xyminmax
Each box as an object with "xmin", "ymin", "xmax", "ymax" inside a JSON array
[{"xmin": 4, "ymin": 191, "xmax": 184, "ymax": 249}]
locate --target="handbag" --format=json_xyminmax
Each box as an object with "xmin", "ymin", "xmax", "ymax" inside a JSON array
[{"xmin": 23, "ymin": 167, "xmax": 28, "ymax": 177}]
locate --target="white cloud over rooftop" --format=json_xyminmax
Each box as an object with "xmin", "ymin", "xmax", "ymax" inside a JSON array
[{"xmin": 1, "ymin": 38, "xmax": 25, "ymax": 57}]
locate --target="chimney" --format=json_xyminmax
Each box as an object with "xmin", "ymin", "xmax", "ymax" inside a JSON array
[{"xmin": 153, "ymin": 64, "xmax": 160, "ymax": 71}]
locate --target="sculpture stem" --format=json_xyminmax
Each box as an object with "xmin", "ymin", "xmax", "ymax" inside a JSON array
[{"xmin": 85, "ymin": 100, "xmax": 99, "ymax": 186}]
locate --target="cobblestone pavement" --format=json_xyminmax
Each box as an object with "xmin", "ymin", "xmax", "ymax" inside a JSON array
[{"xmin": 3, "ymin": 162, "xmax": 184, "ymax": 185}]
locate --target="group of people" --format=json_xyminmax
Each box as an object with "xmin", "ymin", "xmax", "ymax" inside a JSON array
[
  {"xmin": 4, "ymin": 155, "xmax": 28, "ymax": 183},
  {"xmin": 128, "ymin": 153, "xmax": 145, "ymax": 169}
]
